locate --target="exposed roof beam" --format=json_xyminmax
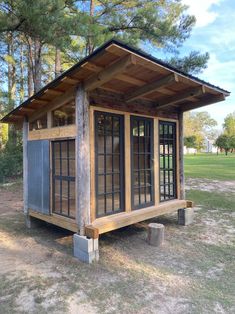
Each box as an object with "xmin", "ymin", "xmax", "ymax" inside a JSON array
[
  {"xmin": 180, "ymin": 94, "xmax": 226, "ymax": 112},
  {"xmin": 82, "ymin": 61, "xmax": 146, "ymax": 87},
  {"xmin": 44, "ymin": 89, "xmax": 63, "ymax": 96},
  {"xmin": 61, "ymin": 76, "xmax": 79, "ymax": 85},
  {"xmin": 84, "ymin": 54, "xmax": 136, "ymax": 91},
  {"xmin": 125, "ymin": 73, "xmax": 178, "ymax": 103},
  {"xmin": 19, "ymin": 107, "xmax": 35, "ymax": 113},
  {"xmin": 156, "ymin": 86, "xmax": 206, "ymax": 109},
  {"xmin": 31, "ymin": 99, "xmax": 49, "ymax": 105}
]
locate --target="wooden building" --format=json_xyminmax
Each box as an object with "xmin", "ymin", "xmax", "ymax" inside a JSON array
[{"xmin": 1, "ymin": 40, "xmax": 230, "ymax": 262}]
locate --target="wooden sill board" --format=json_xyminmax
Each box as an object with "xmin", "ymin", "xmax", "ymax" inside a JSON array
[
  {"xmin": 86, "ymin": 199, "xmax": 187, "ymax": 236},
  {"xmin": 29, "ymin": 210, "xmax": 78, "ymax": 232}
]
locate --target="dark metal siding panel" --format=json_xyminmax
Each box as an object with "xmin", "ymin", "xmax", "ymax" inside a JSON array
[{"xmin": 28, "ymin": 140, "xmax": 50, "ymax": 214}]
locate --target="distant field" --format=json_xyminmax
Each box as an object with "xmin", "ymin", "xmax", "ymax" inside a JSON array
[{"xmin": 184, "ymin": 153, "xmax": 235, "ymax": 181}]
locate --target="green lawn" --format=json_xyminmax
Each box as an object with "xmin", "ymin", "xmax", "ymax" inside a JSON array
[{"xmin": 184, "ymin": 153, "xmax": 235, "ymax": 181}]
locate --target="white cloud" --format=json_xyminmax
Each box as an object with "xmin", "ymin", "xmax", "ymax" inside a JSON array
[
  {"xmin": 182, "ymin": 0, "xmax": 222, "ymax": 27},
  {"xmin": 197, "ymin": 53, "xmax": 235, "ymax": 127}
]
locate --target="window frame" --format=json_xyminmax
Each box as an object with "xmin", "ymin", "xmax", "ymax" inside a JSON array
[
  {"xmin": 94, "ymin": 111, "xmax": 125, "ymax": 218},
  {"xmin": 159, "ymin": 120, "xmax": 177, "ymax": 202},
  {"xmin": 130, "ymin": 115, "xmax": 154, "ymax": 210},
  {"xmin": 51, "ymin": 139, "xmax": 76, "ymax": 219}
]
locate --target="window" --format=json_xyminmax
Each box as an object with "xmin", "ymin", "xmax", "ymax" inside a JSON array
[
  {"xmin": 29, "ymin": 114, "xmax": 47, "ymax": 130},
  {"xmin": 52, "ymin": 100, "xmax": 75, "ymax": 127},
  {"xmin": 52, "ymin": 140, "xmax": 75, "ymax": 218},
  {"xmin": 95, "ymin": 111, "xmax": 124, "ymax": 217},
  {"xmin": 159, "ymin": 121, "xmax": 177, "ymax": 201},
  {"xmin": 131, "ymin": 116, "xmax": 154, "ymax": 209}
]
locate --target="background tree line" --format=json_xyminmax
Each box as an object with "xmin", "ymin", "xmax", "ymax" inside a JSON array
[{"xmin": 0, "ymin": 0, "xmax": 230, "ymax": 181}]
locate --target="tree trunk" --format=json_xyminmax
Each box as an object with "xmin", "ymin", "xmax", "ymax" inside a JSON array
[
  {"xmin": 33, "ymin": 37, "xmax": 42, "ymax": 92},
  {"xmin": 55, "ymin": 47, "xmax": 62, "ymax": 78},
  {"xmin": 86, "ymin": 0, "xmax": 95, "ymax": 55},
  {"xmin": 27, "ymin": 37, "xmax": 34, "ymax": 97},
  {"xmin": 19, "ymin": 40, "xmax": 25, "ymax": 102},
  {"xmin": 7, "ymin": 31, "xmax": 17, "ymax": 145}
]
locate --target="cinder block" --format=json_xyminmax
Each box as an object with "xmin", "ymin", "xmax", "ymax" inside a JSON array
[
  {"xmin": 73, "ymin": 234, "xmax": 99, "ymax": 263},
  {"xmin": 93, "ymin": 238, "xmax": 99, "ymax": 251},
  {"xmin": 74, "ymin": 247, "xmax": 99, "ymax": 264},
  {"xmin": 147, "ymin": 223, "xmax": 164, "ymax": 247},
  {"xmin": 73, "ymin": 234, "xmax": 94, "ymax": 253},
  {"xmin": 178, "ymin": 208, "xmax": 194, "ymax": 226}
]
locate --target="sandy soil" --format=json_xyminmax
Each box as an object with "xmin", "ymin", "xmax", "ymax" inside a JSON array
[
  {"xmin": 186, "ymin": 178, "xmax": 235, "ymax": 194},
  {"xmin": 0, "ymin": 181, "xmax": 234, "ymax": 314}
]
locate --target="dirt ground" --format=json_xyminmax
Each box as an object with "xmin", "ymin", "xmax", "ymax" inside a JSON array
[{"xmin": 0, "ymin": 181, "xmax": 234, "ymax": 314}]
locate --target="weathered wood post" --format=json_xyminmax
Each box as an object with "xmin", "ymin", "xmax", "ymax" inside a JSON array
[
  {"xmin": 178, "ymin": 111, "xmax": 194, "ymax": 225},
  {"xmin": 178, "ymin": 111, "xmax": 185, "ymax": 200},
  {"xmin": 74, "ymin": 83, "xmax": 99, "ymax": 263},
  {"xmin": 75, "ymin": 83, "xmax": 91, "ymax": 235}
]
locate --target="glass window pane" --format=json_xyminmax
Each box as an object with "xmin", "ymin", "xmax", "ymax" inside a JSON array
[
  {"xmin": 52, "ymin": 100, "xmax": 75, "ymax": 127},
  {"xmin": 114, "ymin": 193, "xmax": 120, "ymax": 210},
  {"xmin": 159, "ymin": 122, "xmax": 176, "ymax": 202},
  {"xmin": 95, "ymin": 112, "xmax": 124, "ymax": 217},
  {"xmin": 97, "ymin": 195, "xmax": 105, "ymax": 216},
  {"xmin": 98, "ymin": 176, "xmax": 105, "ymax": 194},
  {"xmin": 106, "ymin": 194, "xmax": 113, "ymax": 214},
  {"xmin": 69, "ymin": 181, "xmax": 75, "ymax": 218},
  {"xmin": 98, "ymin": 155, "xmax": 105, "ymax": 173},
  {"xmin": 29, "ymin": 114, "xmax": 47, "ymax": 131},
  {"xmin": 106, "ymin": 174, "xmax": 113, "ymax": 193},
  {"xmin": 106, "ymin": 155, "xmax": 113, "ymax": 172}
]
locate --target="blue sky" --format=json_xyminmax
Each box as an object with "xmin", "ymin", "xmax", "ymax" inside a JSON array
[
  {"xmin": 157, "ymin": 0, "xmax": 235, "ymax": 129},
  {"xmin": 180, "ymin": 0, "xmax": 235, "ymax": 129}
]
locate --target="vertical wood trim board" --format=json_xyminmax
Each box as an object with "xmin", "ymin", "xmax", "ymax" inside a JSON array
[
  {"xmin": 178, "ymin": 112, "xmax": 185, "ymax": 199},
  {"xmin": 124, "ymin": 114, "xmax": 131, "ymax": 212},
  {"xmin": 154, "ymin": 118, "xmax": 159, "ymax": 205},
  {"xmin": 23, "ymin": 117, "xmax": 29, "ymax": 215},
  {"xmin": 89, "ymin": 107, "xmax": 96, "ymax": 223}
]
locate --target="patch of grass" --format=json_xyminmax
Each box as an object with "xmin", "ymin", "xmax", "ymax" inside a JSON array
[
  {"xmin": 184, "ymin": 153, "xmax": 235, "ymax": 180},
  {"xmin": 186, "ymin": 189, "xmax": 235, "ymax": 212}
]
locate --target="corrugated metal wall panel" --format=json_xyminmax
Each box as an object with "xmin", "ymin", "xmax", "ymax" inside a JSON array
[{"xmin": 28, "ymin": 140, "xmax": 50, "ymax": 214}]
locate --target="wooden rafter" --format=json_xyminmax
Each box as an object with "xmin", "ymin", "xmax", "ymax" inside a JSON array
[
  {"xmin": 44, "ymin": 89, "xmax": 63, "ymax": 96},
  {"xmin": 61, "ymin": 76, "xmax": 79, "ymax": 85},
  {"xmin": 84, "ymin": 54, "xmax": 136, "ymax": 91},
  {"xmin": 125, "ymin": 73, "xmax": 179, "ymax": 103},
  {"xmin": 156, "ymin": 86, "xmax": 206, "ymax": 109}
]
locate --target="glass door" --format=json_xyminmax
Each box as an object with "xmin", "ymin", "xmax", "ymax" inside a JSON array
[
  {"xmin": 159, "ymin": 121, "xmax": 177, "ymax": 201},
  {"xmin": 131, "ymin": 116, "xmax": 154, "ymax": 209},
  {"xmin": 95, "ymin": 111, "xmax": 125, "ymax": 217}
]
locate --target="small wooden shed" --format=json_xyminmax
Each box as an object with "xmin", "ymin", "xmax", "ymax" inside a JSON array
[{"xmin": 1, "ymin": 40, "xmax": 229, "ymax": 262}]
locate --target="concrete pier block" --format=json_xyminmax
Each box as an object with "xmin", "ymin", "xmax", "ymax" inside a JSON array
[
  {"xmin": 73, "ymin": 234, "xmax": 99, "ymax": 263},
  {"xmin": 178, "ymin": 208, "xmax": 194, "ymax": 226},
  {"xmin": 147, "ymin": 223, "xmax": 165, "ymax": 247}
]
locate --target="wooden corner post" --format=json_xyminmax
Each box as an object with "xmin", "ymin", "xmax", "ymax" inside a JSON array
[
  {"xmin": 75, "ymin": 84, "xmax": 91, "ymax": 235},
  {"xmin": 178, "ymin": 111, "xmax": 185, "ymax": 200},
  {"xmin": 23, "ymin": 116, "xmax": 29, "ymax": 215}
]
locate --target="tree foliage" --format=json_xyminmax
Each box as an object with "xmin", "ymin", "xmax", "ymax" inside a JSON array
[
  {"xmin": 215, "ymin": 112, "xmax": 235, "ymax": 155},
  {"xmin": 184, "ymin": 111, "xmax": 217, "ymax": 150},
  {"xmin": 0, "ymin": 0, "xmax": 212, "ymax": 178}
]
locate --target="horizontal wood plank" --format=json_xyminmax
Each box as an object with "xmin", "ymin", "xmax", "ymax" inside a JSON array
[
  {"xmin": 28, "ymin": 125, "xmax": 76, "ymax": 140},
  {"xmin": 86, "ymin": 199, "xmax": 187, "ymax": 235},
  {"xmin": 29, "ymin": 210, "xmax": 78, "ymax": 232}
]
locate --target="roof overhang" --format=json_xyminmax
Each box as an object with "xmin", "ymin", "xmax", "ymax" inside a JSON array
[{"xmin": 1, "ymin": 39, "xmax": 230, "ymax": 124}]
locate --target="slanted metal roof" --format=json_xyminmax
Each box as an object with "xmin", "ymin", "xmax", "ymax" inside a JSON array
[{"xmin": 1, "ymin": 39, "xmax": 230, "ymax": 124}]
